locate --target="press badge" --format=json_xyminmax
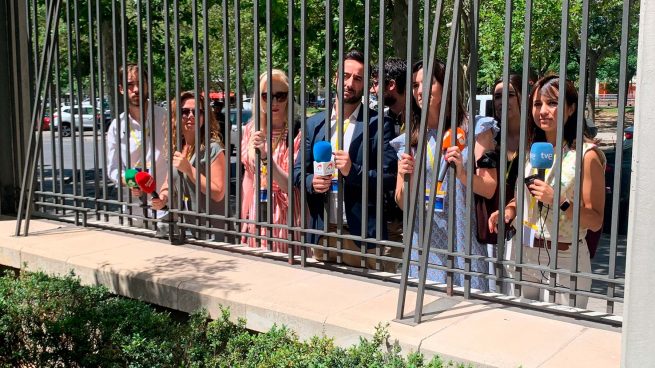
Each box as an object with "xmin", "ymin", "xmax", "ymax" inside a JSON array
[{"xmin": 522, "ymin": 220, "xmax": 537, "ymax": 248}]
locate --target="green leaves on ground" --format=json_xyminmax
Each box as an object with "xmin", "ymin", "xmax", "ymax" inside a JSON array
[{"xmin": 0, "ymin": 271, "xmax": 469, "ymax": 367}]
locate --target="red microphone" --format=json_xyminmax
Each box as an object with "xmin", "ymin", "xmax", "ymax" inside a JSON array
[{"xmin": 135, "ymin": 171, "xmax": 168, "ymax": 210}]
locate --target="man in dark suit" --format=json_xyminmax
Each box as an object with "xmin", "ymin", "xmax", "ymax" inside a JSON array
[{"xmin": 293, "ymin": 50, "xmax": 398, "ymax": 269}]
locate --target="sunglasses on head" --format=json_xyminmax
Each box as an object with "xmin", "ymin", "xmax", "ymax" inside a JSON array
[
  {"xmin": 261, "ymin": 91, "xmax": 289, "ymax": 103},
  {"xmin": 181, "ymin": 108, "xmax": 204, "ymax": 117}
]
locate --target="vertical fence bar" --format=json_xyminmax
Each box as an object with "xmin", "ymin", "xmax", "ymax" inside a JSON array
[
  {"xmin": 96, "ymin": 0, "xmax": 109, "ymax": 222},
  {"xmin": 360, "ymin": 0, "xmax": 371, "ymax": 268},
  {"xmin": 87, "ymin": 0, "xmax": 100, "ymax": 219},
  {"xmin": 221, "ymin": 0, "xmax": 231, "ymax": 243},
  {"xmin": 146, "ymin": 0, "xmax": 157, "ymax": 231},
  {"xmin": 110, "ymin": 0, "xmax": 123, "ymax": 225},
  {"xmin": 202, "ymin": 0, "xmax": 212, "ymax": 240},
  {"xmin": 287, "ymin": 0, "xmax": 296, "ymax": 262},
  {"xmin": 569, "ymin": 0, "xmax": 591, "ymax": 308},
  {"xmin": 73, "ymin": 0, "xmax": 86, "ymax": 208},
  {"xmin": 120, "ymin": 0, "xmax": 132, "ymax": 226},
  {"xmin": 395, "ymin": 0, "xmax": 415, "ymax": 320},
  {"xmin": 173, "ymin": 0, "xmax": 184, "ymax": 239},
  {"xmin": 464, "ymin": 0, "xmax": 480, "ymax": 298},
  {"xmin": 136, "ymin": 0, "xmax": 148, "ymax": 229},
  {"xmin": 608, "ymin": 0, "xmax": 634, "ymax": 313},
  {"xmin": 374, "ymin": 0, "xmax": 384, "ymax": 269},
  {"xmin": 191, "ymin": 0, "xmax": 201, "ymax": 239},
  {"xmin": 299, "ymin": 0, "xmax": 308, "ymax": 266},
  {"xmin": 233, "ymin": 0, "xmax": 243, "ymax": 230},
  {"xmin": 549, "ymin": 0, "xmax": 572, "ymax": 303},
  {"xmin": 335, "ymin": 0, "xmax": 345, "ymax": 264},
  {"xmin": 253, "ymin": 0, "xmax": 262, "ymax": 248},
  {"xmin": 496, "ymin": 0, "xmax": 514, "ymax": 295},
  {"xmin": 513, "ymin": 0, "xmax": 533, "ymax": 299},
  {"xmin": 65, "ymin": 0, "xmax": 79, "ymax": 213},
  {"xmin": 265, "ymin": 0, "xmax": 273, "ymax": 250},
  {"xmin": 321, "ymin": 0, "xmax": 332, "ymax": 262},
  {"xmin": 163, "ymin": 0, "xmax": 172, "ymax": 239}
]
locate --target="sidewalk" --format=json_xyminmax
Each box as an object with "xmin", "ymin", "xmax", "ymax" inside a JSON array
[{"xmin": 0, "ymin": 218, "xmax": 621, "ymax": 368}]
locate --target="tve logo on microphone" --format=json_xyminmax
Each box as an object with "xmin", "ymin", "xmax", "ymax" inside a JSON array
[{"xmin": 529, "ymin": 142, "xmax": 554, "ymax": 169}]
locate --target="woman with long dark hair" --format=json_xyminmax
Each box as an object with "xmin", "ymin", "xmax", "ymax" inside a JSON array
[
  {"xmin": 393, "ymin": 60, "xmax": 498, "ymax": 291},
  {"xmin": 494, "ymin": 75, "xmax": 605, "ymax": 307},
  {"xmin": 152, "ymin": 91, "xmax": 227, "ymax": 239}
]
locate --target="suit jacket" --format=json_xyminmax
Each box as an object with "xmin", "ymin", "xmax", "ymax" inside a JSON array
[{"xmin": 293, "ymin": 103, "xmax": 398, "ymax": 244}]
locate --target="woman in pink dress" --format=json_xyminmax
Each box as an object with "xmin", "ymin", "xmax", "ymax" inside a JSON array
[{"xmin": 241, "ymin": 69, "xmax": 302, "ymax": 253}]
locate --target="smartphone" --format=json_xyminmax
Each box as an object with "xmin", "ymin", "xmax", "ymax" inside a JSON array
[{"xmin": 505, "ymin": 225, "xmax": 517, "ymax": 241}]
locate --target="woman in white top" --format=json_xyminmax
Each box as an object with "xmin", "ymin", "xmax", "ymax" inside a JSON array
[{"xmin": 490, "ymin": 75, "xmax": 605, "ymax": 307}]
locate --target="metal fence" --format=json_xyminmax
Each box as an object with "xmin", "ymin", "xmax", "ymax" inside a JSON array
[{"xmin": 10, "ymin": 0, "xmax": 636, "ymax": 325}]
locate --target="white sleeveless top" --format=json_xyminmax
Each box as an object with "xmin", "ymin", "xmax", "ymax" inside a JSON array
[{"xmin": 523, "ymin": 142, "xmax": 605, "ymax": 243}]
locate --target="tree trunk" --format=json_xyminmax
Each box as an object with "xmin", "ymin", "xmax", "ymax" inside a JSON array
[
  {"xmin": 101, "ymin": 15, "xmax": 121, "ymax": 115},
  {"xmin": 390, "ymin": 0, "xmax": 419, "ymax": 60},
  {"xmin": 586, "ymin": 54, "xmax": 599, "ymax": 113}
]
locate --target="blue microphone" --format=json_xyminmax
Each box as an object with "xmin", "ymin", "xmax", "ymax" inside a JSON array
[
  {"xmin": 529, "ymin": 142, "xmax": 554, "ymax": 180},
  {"xmin": 313, "ymin": 141, "xmax": 335, "ymax": 176},
  {"xmin": 529, "ymin": 142, "xmax": 554, "ymax": 211}
]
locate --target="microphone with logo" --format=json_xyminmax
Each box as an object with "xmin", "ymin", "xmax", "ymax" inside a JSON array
[
  {"xmin": 135, "ymin": 171, "xmax": 168, "ymax": 211},
  {"xmin": 313, "ymin": 140, "xmax": 338, "ymax": 193},
  {"xmin": 528, "ymin": 142, "xmax": 554, "ymax": 210},
  {"xmin": 437, "ymin": 127, "xmax": 467, "ymax": 188},
  {"xmin": 124, "ymin": 168, "xmax": 140, "ymax": 189},
  {"xmin": 313, "ymin": 141, "xmax": 335, "ymax": 177}
]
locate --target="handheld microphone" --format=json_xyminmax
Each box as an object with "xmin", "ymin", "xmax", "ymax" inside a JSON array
[
  {"xmin": 135, "ymin": 171, "xmax": 168, "ymax": 210},
  {"xmin": 529, "ymin": 142, "xmax": 554, "ymax": 180},
  {"xmin": 529, "ymin": 142, "xmax": 554, "ymax": 210},
  {"xmin": 437, "ymin": 127, "xmax": 466, "ymax": 183},
  {"xmin": 313, "ymin": 140, "xmax": 335, "ymax": 176},
  {"xmin": 124, "ymin": 168, "xmax": 139, "ymax": 188}
]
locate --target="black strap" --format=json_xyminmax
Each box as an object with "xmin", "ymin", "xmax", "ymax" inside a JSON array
[{"xmin": 476, "ymin": 150, "xmax": 499, "ymax": 169}]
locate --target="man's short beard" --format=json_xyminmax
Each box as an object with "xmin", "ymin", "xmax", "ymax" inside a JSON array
[
  {"xmin": 129, "ymin": 94, "xmax": 147, "ymax": 107},
  {"xmin": 343, "ymin": 91, "xmax": 363, "ymax": 105}
]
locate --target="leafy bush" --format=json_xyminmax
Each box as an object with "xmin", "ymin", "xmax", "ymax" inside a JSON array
[{"xmin": 0, "ymin": 271, "xmax": 470, "ymax": 367}]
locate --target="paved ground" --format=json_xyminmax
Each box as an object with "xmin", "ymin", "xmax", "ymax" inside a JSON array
[{"xmin": 1, "ymin": 218, "xmax": 622, "ymax": 368}]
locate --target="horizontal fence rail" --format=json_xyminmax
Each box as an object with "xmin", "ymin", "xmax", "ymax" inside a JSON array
[{"xmin": 13, "ymin": 0, "xmax": 637, "ymax": 325}]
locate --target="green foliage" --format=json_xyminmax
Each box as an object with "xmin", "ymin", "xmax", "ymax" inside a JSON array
[
  {"xmin": 0, "ymin": 270, "xmax": 186, "ymax": 367},
  {"xmin": 0, "ymin": 271, "xmax": 472, "ymax": 367}
]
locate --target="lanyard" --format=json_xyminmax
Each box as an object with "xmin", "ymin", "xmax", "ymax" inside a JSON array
[{"xmin": 335, "ymin": 118, "xmax": 351, "ymax": 151}]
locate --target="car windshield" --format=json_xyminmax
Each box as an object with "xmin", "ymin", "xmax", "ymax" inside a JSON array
[{"xmin": 226, "ymin": 109, "xmax": 252, "ymax": 125}]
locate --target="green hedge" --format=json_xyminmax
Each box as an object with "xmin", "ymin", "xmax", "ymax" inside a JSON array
[{"xmin": 0, "ymin": 271, "xmax": 469, "ymax": 367}]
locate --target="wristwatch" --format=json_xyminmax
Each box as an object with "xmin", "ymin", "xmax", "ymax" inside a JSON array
[{"xmin": 559, "ymin": 198, "xmax": 571, "ymax": 212}]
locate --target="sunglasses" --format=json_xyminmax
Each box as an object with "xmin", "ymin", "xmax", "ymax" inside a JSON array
[
  {"xmin": 181, "ymin": 108, "xmax": 204, "ymax": 117},
  {"xmin": 261, "ymin": 91, "xmax": 289, "ymax": 103}
]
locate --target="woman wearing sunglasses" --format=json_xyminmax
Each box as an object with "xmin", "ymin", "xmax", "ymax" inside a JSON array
[
  {"xmin": 241, "ymin": 69, "xmax": 302, "ymax": 253},
  {"xmin": 152, "ymin": 91, "xmax": 226, "ymax": 240}
]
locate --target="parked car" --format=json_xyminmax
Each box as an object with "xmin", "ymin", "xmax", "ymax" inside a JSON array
[
  {"xmin": 602, "ymin": 126, "xmax": 633, "ymax": 235},
  {"xmin": 224, "ymin": 106, "xmax": 253, "ymax": 153},
  {"xmin": 34, "ymin": 112, "xmax": 50, "ymax": 131},
  {"xmin": 52, "ymin": 105, "xmax": 103, "ymax": 137}
]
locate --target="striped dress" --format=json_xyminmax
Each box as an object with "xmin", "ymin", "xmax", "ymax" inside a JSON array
[{"xmin": 240, "ymin": 122, "xmax": 303, "ymax": 253}]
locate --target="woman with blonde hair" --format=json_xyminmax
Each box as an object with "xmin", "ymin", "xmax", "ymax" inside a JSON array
[
  {"xmin": 152, "ymin": 90, "xmax": 226, "ymax": 240},
  {"xmin": 241, "ymin": 69, "xmax": 302, "ymax": 253}
]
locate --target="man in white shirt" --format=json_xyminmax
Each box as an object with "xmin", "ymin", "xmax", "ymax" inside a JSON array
[{"xmin": 106, "ymin": 64, "xmax": 167, "ymax": 231}]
